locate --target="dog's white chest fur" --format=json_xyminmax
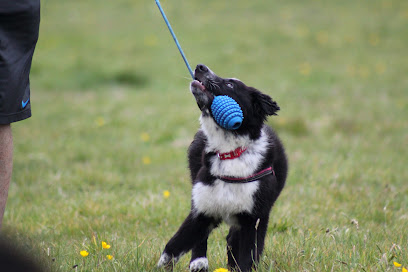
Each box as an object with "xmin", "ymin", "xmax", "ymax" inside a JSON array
[
  {"xmin": 192, "ymin": 179, "xmax": 259, "ymax": 221},
  {"xmin": 191, "ymin": 116, "xmax": 269, "ymax": 222}
]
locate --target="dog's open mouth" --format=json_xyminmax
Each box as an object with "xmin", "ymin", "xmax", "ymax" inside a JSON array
[
  {"xmin": 190, "ymin": 77, "xmax": 214, "ymax": 111},
  {"xmin": 191, "ymin": 79, "xmax": 206, "ymax": 91}
]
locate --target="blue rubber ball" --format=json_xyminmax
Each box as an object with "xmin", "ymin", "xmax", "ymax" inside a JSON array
[{"xmin": 211, "ymin": 95, "xmax": 244, "ymax": 130}]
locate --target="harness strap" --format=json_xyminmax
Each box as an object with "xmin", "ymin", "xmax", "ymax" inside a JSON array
[{"xmin": 218, "ymin": 167, "xmax": 275, "ymax": 184}]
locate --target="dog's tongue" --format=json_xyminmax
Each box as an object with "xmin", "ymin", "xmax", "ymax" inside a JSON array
[{"xmin": 191, "ymin": 80, "xmax": 205, "ymax": 91}]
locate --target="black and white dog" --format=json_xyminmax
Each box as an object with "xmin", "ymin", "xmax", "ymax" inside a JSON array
[{"xmin": 158, "ymin": 64, "xmax": 288, "ymax": 272}]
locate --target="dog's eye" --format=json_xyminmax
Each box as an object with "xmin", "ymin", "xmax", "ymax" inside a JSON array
[{"xmin": 226, "ymin": 82, "xmax": 234, "ymax": 89}]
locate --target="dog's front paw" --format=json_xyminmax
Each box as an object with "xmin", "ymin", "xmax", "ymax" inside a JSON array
[
  {"xmin": 189, "ymin": 257, "xmax": 208, "ymax": 272},
  {"xmin": 157, "ymin": 253, "xmax": 173, "ymax": 271}
]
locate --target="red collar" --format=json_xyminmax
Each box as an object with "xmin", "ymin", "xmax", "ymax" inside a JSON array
[{"xmin": 217, "ymin": 147, "xmax": 247, "ymax": 160}]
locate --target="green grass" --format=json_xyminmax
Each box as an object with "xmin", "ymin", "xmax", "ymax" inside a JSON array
[{"xmin": 4, "ymin": 0, "xmax": 408, "ymax": 271}]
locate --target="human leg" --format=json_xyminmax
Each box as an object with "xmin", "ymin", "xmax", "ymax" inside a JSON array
[{"xmin": 0, "ymin": 124, "xmax": 13, "ymax": 229}]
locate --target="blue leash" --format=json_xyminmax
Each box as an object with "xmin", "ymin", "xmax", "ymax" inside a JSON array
[
  {"xmin": 155, "ymin": 1, "xmax": 243, "ymax": 130},
  {"xmin": 155, "ymin": 0, "xmax": 194, "ymax": 79}
]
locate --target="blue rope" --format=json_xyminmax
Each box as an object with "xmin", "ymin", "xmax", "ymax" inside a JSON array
[{"xmin": 155, "ymin": 0, "xmax": 194, "ymax": 79}]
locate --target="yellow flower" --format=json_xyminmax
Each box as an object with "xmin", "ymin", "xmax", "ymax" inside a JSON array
[
  {"xmin": 369, "ymin": 34, "xmax": 380, "ymax": 46},
  {"xmin": 142, "ymin": 156, "xmax": 151, "ymax": 165},
  {"xmin": 140, "ymin": 132, "xmax": 150, "ymax": 142},
  {"xmin": 315, "ymin": 31, "xmax": 329, "ymax": 45},
  {"xmin": 106, "ymin": 255, "xmax": 113, "ymax": 260},
  {"xmin": 295, "ymin": 26, "xmax": 309, "ymax": 38},
  {"xmin": 375, "ymin": 63, "xmax": 386, "ymax": 75},
  {"xmin": 144, "ymin": 34, "xmax": 158, "ymax": 47},
  {"xmin": 163, "ymin": 190, "xmax": 170, "ymax": 198},
  {"xmin": 299, "ymin": 62, "xmax": 311, "ymax": 76},
  {"xmin": 95, "ymin": 117, "xmax": 105, "ymax": 127},
  {"xmin": 214, "ymin": 269, "xmax": 229, "ymax": 272},
  {"xmin": 358, "ymin": 66, "xmax": 370, "ymax": 78},
  {"xmin": 80, "ymin": 250, "xmax": 89, "ymax": 257},
  {"xmin": 344, "ymin": 35, "xmax": 355, "ymax": 44},
  {"xmin": 394, "ymin": 262, "xmax": 402, "ymax": 267},
  {"xmin": 102, "ymin": 241, "xmax": 111, "ymax": 249},
  {"xmin": 403, "ymin": 9, "xmax": 408, "ymax": 19},
  {"xmin": 403, "ymin": 268, "xmax": 408, "ymax": 272},
  {"xmin": 280, "ymin": 10, "xmax": 292, "ymax": 20},
  {"xmin": 346, "ymin": 65, "xmax": 356, "ymax": 77}
]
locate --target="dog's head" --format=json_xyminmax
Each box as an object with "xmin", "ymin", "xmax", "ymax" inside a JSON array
[{"xmin": 190, "ymin": 64, "xmax": 279, "ymax": 138}]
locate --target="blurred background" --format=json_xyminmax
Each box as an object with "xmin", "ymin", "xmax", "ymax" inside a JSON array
[{"xmin": 4, "ymin": 0, "xmax": 408, "ymax": 270}]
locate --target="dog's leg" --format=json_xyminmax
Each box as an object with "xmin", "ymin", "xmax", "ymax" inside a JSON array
[
  {"xmin": 226, "ymin": 227, "xmax": 240, "ymax": 270},
  {"xmin": 251, "ymin": 217, "xmax": 269, "ymax": 268},
  {"xmin": 227, "ymin": 216, "xmax": 269, "ymax": 272},
  {"xmin": 158, "ymin": 212, "xmax": 217, "ymax": 271},
  {"xmin": 189, "ymin": 221, "xmax": 218, "ymax": 272},
  {"xmin": 189, "ymin": 239, "xmax": 209, "ymax": 272}
]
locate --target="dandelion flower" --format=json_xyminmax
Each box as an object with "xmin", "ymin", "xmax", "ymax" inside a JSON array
[
  {"xmin": 163, "ymin": 190, "xmax": 170, "ymax": 198},
  {"xmin": 344, "ymin": 35, "xmax": 355, "ymax": 44},
  {"xmin": 394, "ymin": 262, "xmax": 402, "ymax": 267},
  {"xmin": 80, "ymin": 250, "xmax": 89, "ymax": 257},
  {"xmin": 375, "ymin": 63, "xmax": 386, "ymax": 75},
  {"xmin": 369, "ymin": 34, "xmax": 380, "ymax": 46},
  {"xmin": 403, "ymin": 9, "xmax": 408, "ymax": 19},
  {"xmin": 346, "ymin": 65, "xmax": 356, "ymax": 77},
  {"xmin": 403, "ymin": 268, "xmax": 408, "ymax": 272},
  {"xmin": 140, "ymin": 132, "xmax": 150, "ymax": 142},
  {"xmin": 299, "ymin": 62, "xmax": 311, "ymax": 76},
  {"xmin": 95, "ymin": 117, "xmax": 105, "ymax": 127},
  {"xmin": 315, "ymin": 31, "xmax": 329, "ymax": 45},
  {"xmin": 102, "ymin": 241, "xmax": 111, "ymax": 249},
  {"xmin": 144, "ymin": 35, "xmax": 158, "ymax": 47},
  {"xmin": 280, "ymin": 10, "xmax": 292, "ymax": 20},
  {"xmin": 214, "ymin": 268, "xmax": 229, "ymax": 272},
  {"xmin": 142, "ymin": 156, "xmax": 151, "ymax": 165},
  {"xmin": 106, "ymin": 255, "xmax": 113, "ymax": 260},
  {"xmin": 358, "ymin": 66, "xmax": 370, "ymax": 79},
  {"xmin": 295, "ymin": 26, "xmax": 309, "ymax": 38}
]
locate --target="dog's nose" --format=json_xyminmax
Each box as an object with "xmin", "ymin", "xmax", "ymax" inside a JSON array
[{"xmin": 196, "ymin": 64, "xmax": 208, "ymax": 73}]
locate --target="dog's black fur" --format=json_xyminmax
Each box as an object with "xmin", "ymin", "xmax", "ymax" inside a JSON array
[{"xmin": 158, "ymin": 64, "xmax": 288, "ymax": 272}]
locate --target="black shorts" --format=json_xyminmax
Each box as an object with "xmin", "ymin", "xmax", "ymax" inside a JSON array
[{"xmin": 0, "ymin": 0, "xmax": 40, "ymax": 124}]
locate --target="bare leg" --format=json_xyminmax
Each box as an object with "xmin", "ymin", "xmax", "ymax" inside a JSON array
[{"xmin": 0, "ymin": 124, "xmax": 13, "ymax": 229}]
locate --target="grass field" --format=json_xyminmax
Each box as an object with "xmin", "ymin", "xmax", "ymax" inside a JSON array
[{"xmin": 3, "ymin": 0, "xmax": 408, "ymax": 271}]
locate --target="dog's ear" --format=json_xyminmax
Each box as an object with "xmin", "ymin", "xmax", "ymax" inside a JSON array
[{"xmin": 252, "ymin": 89, "xmax": 280, "ymax": 117}]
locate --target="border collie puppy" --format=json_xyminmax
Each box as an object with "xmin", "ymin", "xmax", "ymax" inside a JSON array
[{"xmin": 158, "ymin": 64, "xmax": 288, "ymax": 272}]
